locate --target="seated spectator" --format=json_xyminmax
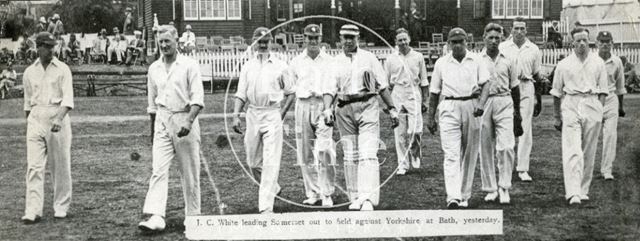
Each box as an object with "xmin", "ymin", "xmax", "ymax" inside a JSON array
[
  {"xmin": 36, "ymin": 17, "xmax": 47, "ymax": 33},
  {"xmin": 52, "ymin": 33, "xmax": 66, "ymax": 60},
  {"xmin": 47, "ymin": 13, "xmax": 65, "ymax": 36},
  {"xmin": 92, "ymin": 29, "xmax": 110, "ymax": 60},
  {"xmin": 0, "ymin": 61, "xmax": 17, "ymax": 99},
  {"xmin": 621, "ymin": 56, "xmax": 638, "ymax": 91},
  {"xmin": 125, "ymin": 30, "xmax": 146, "ymax": 65},
  {"xmin": 107, "ymin": 27, "xmax": 127, "ymax": 64},
  {"xmin": 16, "ymin": 34, "xmax": 37, "ymax": 63},
  {"xmin": 63, "ymin": 33, "xmax": 83, "ymax": 63},
  {"xmin": 181, "ymin": 24, "xmax": 196, "ymax": 53}
]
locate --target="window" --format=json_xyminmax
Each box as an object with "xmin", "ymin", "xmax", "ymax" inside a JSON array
[
  {"xmin": 183, "ymin": 0, "xmax": 241, "ymax": 20},
  {"xmin": 493, "ymin": 0, "xmax": 542, "ymax": 19},
  {"xmin": 473, "ymin": 0, "xmax": 485, "ymax": 19},
  {"xmin": 227, "ymin": 0, "xmax": 241, "ymax": 19},
  {"xmin": 276, "ymin": 0, "xmax": 289, "ymax": 21},
  {"xmin": 294, "ymin": 3, "xmax": 303, "ymax": 13},
  {"xmin": 184, "ymin": 0, "xmax": 198, "ymax": 20}
]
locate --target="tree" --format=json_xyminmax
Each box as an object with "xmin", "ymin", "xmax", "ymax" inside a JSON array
[{"xmin": 52, "ymin": 0, "xmax": 126, "ymax": 34}]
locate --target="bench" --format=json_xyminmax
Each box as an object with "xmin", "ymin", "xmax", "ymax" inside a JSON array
[{"xmin": 73, "ymin": 71, "xmax": 147, "ymax": 96}]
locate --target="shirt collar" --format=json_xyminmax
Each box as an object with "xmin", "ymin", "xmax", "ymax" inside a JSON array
[
  {"xmin": 505, "ymin": 38, "xmax": 534, "ymax": 49},
  {"xmin": 34, "ymin": 57, "xmax": 61, "ymax": 68},
  {"xmin": 446, "ymin": 51, "xmax": 475, "ymax": 63},
  {"xmin": 302, "ymin": 48, "xmax": 329, "ymax": 60},
  {"xmin": 481, "ymin": 48, "xmax": 506, "ymax": 59},
  {"xmin": 396, "ymin": 47, "xmax": 414, "ymax": 56}
]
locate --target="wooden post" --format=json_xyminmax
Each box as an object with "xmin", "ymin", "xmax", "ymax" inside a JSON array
[
  {"xmin": 394, "ymin": 0, "xmax": 400, "ymax": 30},
  {"xmin": 331, "ymin": 0, "xmax": 336, "ymax": 48}
]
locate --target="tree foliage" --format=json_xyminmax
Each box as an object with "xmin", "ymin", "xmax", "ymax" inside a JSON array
[{"xmin": 52, "ymin": 0, "xmax": 126, "ymax": 33}]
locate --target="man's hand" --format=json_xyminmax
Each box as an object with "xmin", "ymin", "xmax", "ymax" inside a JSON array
[
  {"xmin": 426, "ymin": 116, "xmax": 437, "ymax": 134},
  {"xmin": 232, "ymin": 115, "xmax": 243, "ymax": 135},
  {"xmin": 51, "ymin": 118, "xmax": 62, "ymax": 132},
  {"xmin": 619, "ymin": 108, "xmax": 626, "ymax": 117},
  {"xmin": 388, "ymin": 107, "xmax": 399, "ymax": 128},
  {"xmin": 421, "ymin": 102, "xmax": 428, "ymax": 113},
  {"xmin": 514, "ymin": 113, "xmax": 523, "ymax": 137},
  {"xmin": 323, "ymin": 109, "xmax": 335, "ymax": 127},
  {"xmin": 177, "ymin": 119, "xmax": 192, "ymax": 138},
  {"xmin": 554, "ymin": 117, "xmax": 562, "ymax": 132},
  {"xmin": 473, "ymin": 108, "xmax": 484, "ymax": 117}
]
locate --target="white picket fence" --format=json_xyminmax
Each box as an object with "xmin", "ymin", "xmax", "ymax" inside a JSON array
[
  {"xmin": 188, "ymin": 47, "xmax": 640, "ymax": 80},
  {"xmin": 542, "ymin": 19, "xmax": 572, "ymax": 44}
]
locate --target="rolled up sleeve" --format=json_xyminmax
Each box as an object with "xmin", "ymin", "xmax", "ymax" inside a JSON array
[
  {"xmin": 371, "ymin": 55, "xmax": 388, "ymax": 90},
  {"xmin": 23, "ymin": 71, "xmax": 31, "ymax": 111},
  {"xmin": 234, "ymin": 65, "xmax": 249, "ymax": 102},
  {"xmin": 419, "ymin": 56, "xmax": 429, "ymax": 87},
  {"xmin": 429, "ymin": 60, "xmax": 443, "ymax": 94},
  {"xmin": 60, "ymin": 66, "xmax": 74, "ymax": 109},
  {"xmin": 549, "ymin": 65, "xmax": 564, "ymax": 98},
  {"xmin": 615, "ymin": 60, "xmax": 627, "ymax": 95},
  {"xmin": 477, "ymin": 59, "xmax": 490, "ymax": 86},
  {"xmin": 188, "ymin": 64, "xmax": 205, "ymax": 108},
  {"xmin": 146, "ymin": 72, "xmax": 158, "ymax": 114}
]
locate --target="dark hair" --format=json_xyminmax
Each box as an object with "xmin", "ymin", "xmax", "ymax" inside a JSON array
[
  {"xmin": 513, "ymin": 17, "xmax": 525, "ymax": 23},
  {"xmin": 484, "ymin": 23, "xmax": 503, "ymax": 35},
  {"xmin": 570, "ymin": 27, "xmax": 589, "ymax": 38}
]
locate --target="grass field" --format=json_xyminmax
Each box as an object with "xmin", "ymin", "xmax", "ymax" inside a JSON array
[{"xmin": 1, "ymin": 94, "xmax": 639, "ymax": 240}]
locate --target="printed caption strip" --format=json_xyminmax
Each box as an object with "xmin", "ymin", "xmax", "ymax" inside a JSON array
[{"xmin": 185, "ymin": 210, "xmax": 502, "ymax": 239}]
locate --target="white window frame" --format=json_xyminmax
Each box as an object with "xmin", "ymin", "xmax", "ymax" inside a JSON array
[
  {"xmin": 276, "ymin": 0, "xmax": 288, "ymax": 22},
  {"xmin": 183, "ymin": 0, "xmax": 241, "ymax": 21},
  {"xmin": 492, "ymin": 0, "xmax": 543, "ymax": 19},
  {"xmin": 226, "ymin": 0, "xmax": 242, "ymax": 20},
  {"xmin": 184, "ymin": 0, "xmax": 199, "ymax": 20}
]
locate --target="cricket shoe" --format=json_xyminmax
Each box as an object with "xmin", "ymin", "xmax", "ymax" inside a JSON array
[
  {"xmin": 322, "ymin": 196, "xmax": 333, "ymax": 207},
  {"xmin": 396, "ymin": 169, "xmax": 407, "ymax": 175},
  {"xmin": 447, "ymin": 199, "xmax": 460, "ymax": 209},
  {"xmin": 459, "ymin": 200, "xmax": 469, "ymax": 208},
  {"xmin": 518, "ymin": 172, "xmax": 533, "ymax": 182},
  {"xmin": 360, "ymin": 201, "xmax": 374, "ymax": 211},
  {"xmin": 411, "ymin": 158, "xmax": 421, "ymax": 169},
  {"xmin": 499, "ymin": 188, "xmax": 510, "ymax": 204},
  {"xmin": 302, "ymin": 197, "xmax": 321, "ymax": 205},
  {"xmin": 138, "ymin": 215, "xmax": 166, "ymax": 232},
  {"xmin": 569, "ymin": 196, "xmax": 581, "ymax": 205},
  {"xmin": 21, "ymin": 214, "xmax": 41, "ymax": 224},
  {"xmin": 580, "ymin": 195, "xmax": 589, "ymax": 201},
  {"xmin": 484, "ymin": 192, "xmax": 498, "ymax": 202},
  {"xmin": 603, "ymin": 173, "xmax": 614, "ymax": 180}
]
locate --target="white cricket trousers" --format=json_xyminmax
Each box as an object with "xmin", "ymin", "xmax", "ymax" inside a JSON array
[
  {"xmin": 25, "ymin": 105, "xmax": 72, "ymax": 217},
  {"xmin": 294, "ymin": 97, "xmax": 336, "ymax": 199},
  {"xmin": 561, "ymin": 95, "xmax": 603, "ymax": 199},
  {"xmin": 516, "ymin": 81, "xmax": 534, "ymax": 172},
  {"xmin": 600, "ymin": 94, "xmax": 619, "ymax": 176},
  {"xmin": 143, "ymin": 109, "xmax": 201, "ymax": 217},
  {"xmin": 391, "ymin": 85, "xmax": 423, "ymax": 171},
  {"xmin": 438, "ymin": 99, "xmax": 481, "ymax": 202},
  {"xmin": 335, "ymin": 97, "xmax": 381, "ymax": 206},
  {"xmin": 244, "ymin": 106, "xmax": 283, "ymax": 212},
  {"xmin": 480, "ymin": 95, "xmax": 515, "ymax": 192}
]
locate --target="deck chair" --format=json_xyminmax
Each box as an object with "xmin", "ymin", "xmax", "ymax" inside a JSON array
[
  {"xmin": 209, "ymin": 36, "xmax": 224, "ymax": 52},
  {"xmin": 432, "ymin": 33, "xmax": 444, "ymax": 43},
  {"xmin": 293, "ymin": 34, "xmax": 304, "ymax": 47},
  {"xmin": 195, "ymin": 37, "xmax": 208, "ymax": 52}
]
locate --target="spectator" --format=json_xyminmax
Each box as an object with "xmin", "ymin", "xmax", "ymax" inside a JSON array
[
  {"xmin": 0, "ymin": 61, "xmax": 17, "ymax": 99},
  {"xmin": 91, "ymin": 29, "xmax": 110, "ymax": 62},
  {"xmin": 123, "ymin": 7, "xmax": 134, "ymax": 35},
  {"xmin": 35, "ymin": 17, "xmax": 47, "ymax": 33},
  {"xmin": 63, "ymin": 34, "xmax": 83, "ymax": 63},
  {"xmin": 107, "ymin": 27, "xmax": 127, "ymax": 64},
  {"xmin": 17, "ymin": 33, "xmax": 37, "ymax": 63},
  {"xmin": 47, "ymin": 14, "xmax": 65, "ymax": 36},
  {"xmin": 181, "ymin": 25, "xmax": 196, "ymax": 53},
  {"xmin": 52, "ymin": 33, "xmax": 66, "ymax": 61},
  {"xmin": 621, "ymin": 56, "xmax": 638, "ymax": 91},
  {"xmin": 547, "ymin": 20, "xmax": 562, "ymax": 48},
  {"xmin": 125, "ymin": 30, "xmax": 146, "ymax": 65}
]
